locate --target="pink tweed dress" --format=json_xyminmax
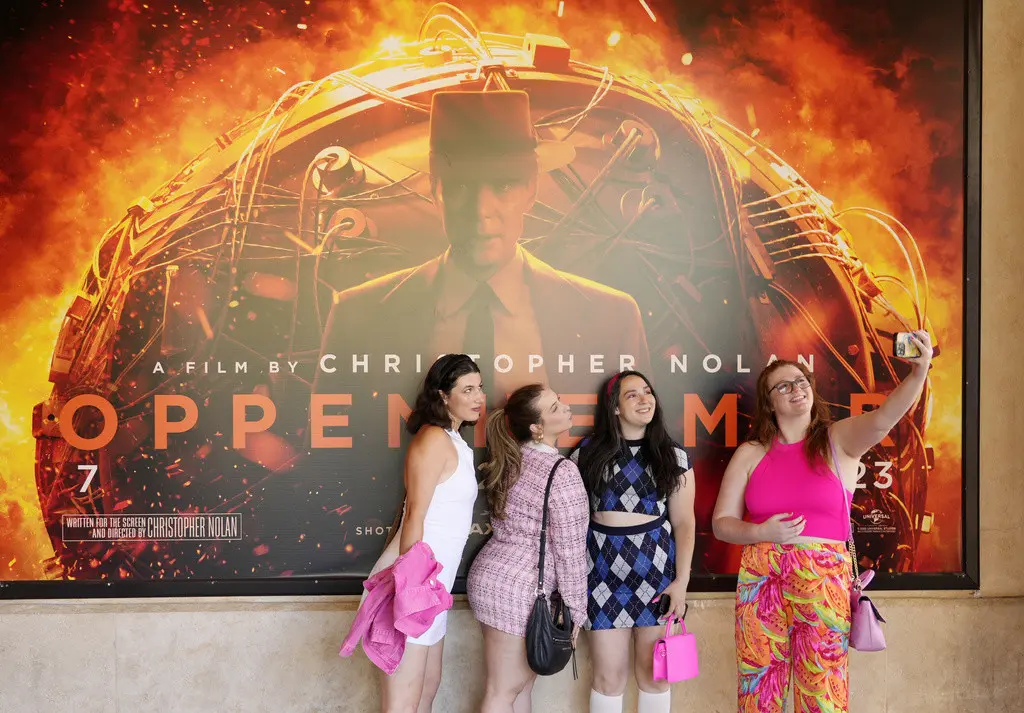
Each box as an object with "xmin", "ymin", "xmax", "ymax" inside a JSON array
[{"xmin": 467, "ymin": 443, "xmax": 590, "ymax": 636}]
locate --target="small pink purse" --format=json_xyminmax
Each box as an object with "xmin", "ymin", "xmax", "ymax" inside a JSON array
[
  {"xmin": 835, "ymin": 438, "xmax": 887, "ymax": 653},
  {"xmin": 652, "ymin": 617, "xmax": 700, "ymax": 683},
  {"xmin": 848, "ymin": 542, "xmax": 887, "ymax": 652}
]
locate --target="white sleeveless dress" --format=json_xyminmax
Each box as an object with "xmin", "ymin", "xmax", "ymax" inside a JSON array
[{"xmin": 367, "ymin": 428, "xmax": 478, "ymax": 646}]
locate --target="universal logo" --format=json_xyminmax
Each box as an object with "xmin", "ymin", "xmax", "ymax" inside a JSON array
[{"xmin": 863, "ymin": 509, "xmax": 891, "ymax": 526}]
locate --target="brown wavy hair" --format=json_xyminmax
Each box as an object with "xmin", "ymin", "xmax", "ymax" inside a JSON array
[
  {"xmin": 479, "ymin": 384, "xmax": 545, "ymax": 520},
  {"xmin": 751, "ymin": 360, "xmax": 833, "ymax": 467}
]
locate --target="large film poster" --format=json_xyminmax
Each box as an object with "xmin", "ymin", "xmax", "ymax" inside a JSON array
[{"xmin": 0, "ymin": 0, "xmax": 978, "ymax": 596}]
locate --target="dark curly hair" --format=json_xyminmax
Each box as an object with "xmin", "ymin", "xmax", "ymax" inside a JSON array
[{"xmin": 406, "ymin": 354, "xmax": 482, "ymax": 434}]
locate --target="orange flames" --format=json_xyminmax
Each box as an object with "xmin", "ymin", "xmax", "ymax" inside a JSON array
[{"xmin": 0, "ymin": 0, "xmax": 964, "ymax": 576}]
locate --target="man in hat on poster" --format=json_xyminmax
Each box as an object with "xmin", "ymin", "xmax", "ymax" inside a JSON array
[
  {"xmin": 270, "ymin": 90, "xmax": 650, "ymax": 580},
  {"xmin": 315, "ymin": 89, "xmax": 650, "ymax": 399}
]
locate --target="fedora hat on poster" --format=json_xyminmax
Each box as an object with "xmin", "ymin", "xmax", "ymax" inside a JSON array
[{"xmin": 394, "ymin": 90, "xmax": 575, "ymax": 178}]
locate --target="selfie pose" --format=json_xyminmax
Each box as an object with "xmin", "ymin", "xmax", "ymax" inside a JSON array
[
  {"xmin": 712, "ymin": 331, "xmax": 933, "ymax": 712},
  {"xmin": 572, "ymin": 371, "xmax": 696, "ymax": 713}
]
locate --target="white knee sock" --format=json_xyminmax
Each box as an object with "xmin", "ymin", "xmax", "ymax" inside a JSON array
[
  {"xmin": 589, "ymin": 689, "xmax": 624, "ymax": 713},
  {"xmin": 638, "ymin": 689, "xmax": 671, "ymax": 713}
]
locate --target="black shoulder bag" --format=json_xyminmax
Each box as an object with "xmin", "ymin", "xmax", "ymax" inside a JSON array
[{"xmin": 525, "ymin": 457, "xmax": 578, "ymax": 678}]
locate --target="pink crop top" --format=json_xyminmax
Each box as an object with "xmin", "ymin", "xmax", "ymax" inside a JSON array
[{"xmin": 744, "ymin": 437, "xmax": 853, "ymax": 541}]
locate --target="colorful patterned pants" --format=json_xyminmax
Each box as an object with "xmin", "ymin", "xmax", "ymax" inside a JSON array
[{"xmin": 735, "ymin": 542, "xmax": 852, "ymax": 713}]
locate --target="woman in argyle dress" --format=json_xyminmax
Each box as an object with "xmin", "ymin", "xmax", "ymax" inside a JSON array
[{"xmin": 570, "ymin": 371, "xmax": 696, "ymax": 713}]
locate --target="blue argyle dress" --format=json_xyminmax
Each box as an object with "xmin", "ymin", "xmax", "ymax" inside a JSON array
[{"xmin": 569, "ymin": 439, "xmax": 689, "ymax": 629}]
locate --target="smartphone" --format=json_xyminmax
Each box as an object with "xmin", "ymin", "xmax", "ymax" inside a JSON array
[
  {"xmin": 657, "ymin": 594, "xmax": 671, "ymax": 618},
  {"xmin": 893, "ymin": 331, "xmax": 922, "ymax": 359},
  {"xmin": 657, "ymin": 595, "xmax": 689, "ymax": 620}
]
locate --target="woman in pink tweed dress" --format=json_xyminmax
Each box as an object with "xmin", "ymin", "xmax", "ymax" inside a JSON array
[{"xmin": 467, "ymin": 383, "xmax": 590, "ymax": 713}]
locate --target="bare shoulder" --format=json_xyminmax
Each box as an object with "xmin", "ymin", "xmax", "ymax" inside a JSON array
[
  {"xmin": 409, "ymin": 425, "xmax": 456, "ymax": 458},
  {"xmin": 732, "ymin": 441, "xmax": 768, "ymax": 471},
  {"xmin": 735, "ymin": 440, "xmax": 767, "ymax": 456},
  {"xmin": 827, "ymin": 422, "xmax": 852, "ymax": 447},
  {"xmin": 826, "ymin": 424, "xmax": 858, "ymax": 481}
]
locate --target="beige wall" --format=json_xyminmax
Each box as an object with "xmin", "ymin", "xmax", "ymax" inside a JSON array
[
  {"xmin": 979, "ymin": 0, "xmax": 1024, "ymax": 603},
  {"xmin": 2, "ymin": 2, "xmax": 1022, "ymax": 711}
]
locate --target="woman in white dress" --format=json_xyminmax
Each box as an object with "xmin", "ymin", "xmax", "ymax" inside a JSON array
[{"xmin": 368, "ymin": 354, "xmax": 484, "ymax": 713}]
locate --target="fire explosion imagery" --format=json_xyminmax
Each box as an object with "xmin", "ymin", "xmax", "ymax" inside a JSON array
[{"xmin": 0, "ymin": 0, "xmax": 964, "ymax": 581}]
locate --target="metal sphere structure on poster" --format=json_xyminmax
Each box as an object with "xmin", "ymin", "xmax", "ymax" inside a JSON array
[{"xmin": 33, "ymin": 4, "xmax": 933, "ymax": 584}]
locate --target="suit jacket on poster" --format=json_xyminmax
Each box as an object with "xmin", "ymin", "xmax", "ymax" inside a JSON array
[
  {"xmin": 302, "ymin": 249, "xmax": 649, "ymax": 577},
  {"xmin": 315, "ymin": 248, "xmax": 650, "ymax": 399}
]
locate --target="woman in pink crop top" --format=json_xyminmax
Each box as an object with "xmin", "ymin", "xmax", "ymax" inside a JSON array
[
  {"xmin": 712, "ymin": 331, "xmax": 933, "ymax": 713},
  {"xmin": 467, "ymin": 383, "xmax": 590, "ymax": 713}
]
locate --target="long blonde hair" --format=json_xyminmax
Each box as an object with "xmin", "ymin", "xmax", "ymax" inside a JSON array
[{"xmin": 480, "ymin": 384, "xmax": 545, "ymax": 520}]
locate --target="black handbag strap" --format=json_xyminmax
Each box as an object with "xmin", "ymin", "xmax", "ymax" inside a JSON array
[{"xmin": 536, "ymin": 457, "xmax": 566, "ymax": 595}]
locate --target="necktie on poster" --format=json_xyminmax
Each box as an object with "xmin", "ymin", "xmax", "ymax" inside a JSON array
[
  {"xmin": 465, "ymin": 283, "xmax": 497, "ymax": 398},
  {"xmin": 0, "ymin": 0, "xmax": 973, "ymax": 593}
]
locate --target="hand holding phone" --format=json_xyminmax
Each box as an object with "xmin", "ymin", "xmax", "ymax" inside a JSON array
[
  {"xmin": 657, "ymin": 594, "xmax": 672, "ymax": 619},
  {"xmin": 893, "ymin": 331, "xmax": 921, "ymax": 358},
  {"xmin": 656, "ymin": 593, "xmax": 689, "ymax": 621},
  {"xmin": 893, "ymin": 330, "xmax": 933, "ymax": 368}
]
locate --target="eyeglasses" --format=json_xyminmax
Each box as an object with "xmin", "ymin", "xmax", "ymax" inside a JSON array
[{"xmin": 770, "ymin": 377, "xmax": 811, "ymax": 395}]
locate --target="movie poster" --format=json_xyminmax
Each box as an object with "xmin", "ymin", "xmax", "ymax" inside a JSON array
[{"xmin": 0, "ymin": 0, "xmax": 969, "ymax": 591}]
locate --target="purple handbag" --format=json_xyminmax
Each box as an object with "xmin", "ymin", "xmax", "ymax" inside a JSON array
[
  {"xmin": 832, "ymin": 434, "xmax": 886, "ymax": 652},
  {"xmin": 847, "ymin": 538, "xmax": 887, "ymax": 652}
]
